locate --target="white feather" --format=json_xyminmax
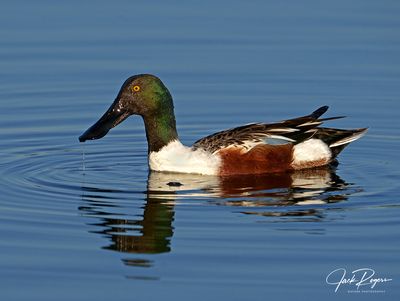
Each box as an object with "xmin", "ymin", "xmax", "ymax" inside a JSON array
[
  {"xmin": 329, "ymin": 130, "xmax": 367, "ymax": 148},
  {"xmin": 232, "ymin": 134, "xmax": 295, "ymax": 152},
  {"xmin": 267, "ymin": 128, "xmax": 299, "ymax": 133},
  {"xmin": 298, "ymin": 121, "xmax": 322, "ymax": 127},
  {"xmin": 292, "ymin": 139, "xmax": 331, "ymax": 168},
  {"xmin": 265, "ymin": 134, "xmax": 295, "ymax": 142},
  {"xmin": 149, "ymin": 140, "xmax": 221, "ymax": 175}
]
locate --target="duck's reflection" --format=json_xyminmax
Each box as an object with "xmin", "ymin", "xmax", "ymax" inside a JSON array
[
  {"xmin": 215, "ymin": 167, "xmax": 351, "ymax": 206},
  {"xmin": 80, "ymin": 184, "xmax": 175, "ymax": 255},
  {"xmin": 80, "ymin": 166, "xmax": 359, "ymax": 261}
]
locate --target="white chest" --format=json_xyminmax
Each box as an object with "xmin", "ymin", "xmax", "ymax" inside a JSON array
[{"xmin": 148, "ymin": 140, "xmax": 221, "ymax": 175}]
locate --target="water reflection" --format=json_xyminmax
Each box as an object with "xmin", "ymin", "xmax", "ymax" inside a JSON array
[
  {"xmin": 214, "ymin": 167, "xmax": 353, "ymax": 206},
  {"xmin": 80, "ymin": 185, "xmax": 174, "ymax": 255},
  {"xmin": 80, "ymin": 166, "xmax": 360, "ymax": 263}
]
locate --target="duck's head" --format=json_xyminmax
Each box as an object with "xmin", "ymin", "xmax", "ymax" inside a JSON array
[{"xmin": 79, "ymin": 74, "xmax": 176, "ymax": 143}]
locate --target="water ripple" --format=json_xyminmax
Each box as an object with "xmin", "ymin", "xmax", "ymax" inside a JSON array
[{"xmin": 1, "ymin": 119, "xmax": 398, "ymax": 262}]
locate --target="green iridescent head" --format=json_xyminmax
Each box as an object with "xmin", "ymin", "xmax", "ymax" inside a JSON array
[
  {"xmin": 79, "ymin": 74, "xmax": 178, "ymax": 152},
  {"xmin": 117, "ymin": 74, "xmax": 174, "ymax": 116}
]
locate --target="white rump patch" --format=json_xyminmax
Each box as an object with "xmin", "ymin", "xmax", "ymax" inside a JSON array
[
  {"xmin": 292, "ymin": 139, "xmax": 331, "ymax": 169},
  {"xmin": 149, "ymin": 140, "xmax": 221, "ymax": 175}
]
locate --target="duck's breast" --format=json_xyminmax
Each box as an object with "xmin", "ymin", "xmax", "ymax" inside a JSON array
[{"xmin": 149, "ymin": 140, "xmax": 221, "ymax": 175}]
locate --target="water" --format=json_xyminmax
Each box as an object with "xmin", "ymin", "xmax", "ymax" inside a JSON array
[{"xmin": 1, "ymin": 1, "xmax": 399, "ymax": 300}]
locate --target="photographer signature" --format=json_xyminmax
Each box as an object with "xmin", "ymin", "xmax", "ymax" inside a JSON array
[{"xmin": 326, "ymin": 268, "xmax": 392, "ymax": 292}]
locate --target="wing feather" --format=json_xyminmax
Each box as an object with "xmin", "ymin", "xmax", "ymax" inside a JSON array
[{"xmin": 192, "ymin": 106, "xmax": 344, "ymax": 153}]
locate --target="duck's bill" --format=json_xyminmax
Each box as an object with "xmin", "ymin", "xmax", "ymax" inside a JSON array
[{"xmin": 79, "ymin": 102, "xmax": 129, "ymax": 142}]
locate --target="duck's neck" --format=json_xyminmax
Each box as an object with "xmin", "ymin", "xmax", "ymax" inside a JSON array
[{"xmin": 142, "ymin": 108, "xmax": 178, "ymax": 153}]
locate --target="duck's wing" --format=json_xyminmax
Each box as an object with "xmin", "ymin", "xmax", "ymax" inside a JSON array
[{"xmin": 192, "ymin": 106, "xmax": 345, "ymax": 153}]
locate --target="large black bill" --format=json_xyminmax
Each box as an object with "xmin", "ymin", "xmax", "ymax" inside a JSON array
[{"xmin": 79, "ymin": 101, "xmax": 129, "ymax": 142}]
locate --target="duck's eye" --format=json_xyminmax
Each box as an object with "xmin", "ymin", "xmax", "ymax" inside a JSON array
[{"xmin": 132, "ymin": 85, "xmax": 140, "ymax": 92}]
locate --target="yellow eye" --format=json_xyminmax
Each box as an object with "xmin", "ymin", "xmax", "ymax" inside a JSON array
[{"xmin": 132, "ymin": 85, "xmax": 140, "ymax": 92}]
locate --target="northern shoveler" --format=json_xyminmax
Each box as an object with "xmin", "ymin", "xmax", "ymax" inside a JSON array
[{"xmin": 79, "ymin": 74, "xmax": 367, "ymax": 175}]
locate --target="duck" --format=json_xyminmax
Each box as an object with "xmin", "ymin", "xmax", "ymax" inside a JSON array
[{"xmin": 79, "ymin": 74, "xmax": 367, "ymax": 176}]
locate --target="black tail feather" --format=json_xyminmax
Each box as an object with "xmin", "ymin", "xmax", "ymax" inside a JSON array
[
  {"xmin": 310, "ymin": 106, "xmax": 329, "ymax": 119},
  {"xmin": 319, "ymin": 116, "xmax": 346, "ymax": 122},
  {"xmin": 315, "ymin": 127, "xmax": 368, "ymax": 158}
]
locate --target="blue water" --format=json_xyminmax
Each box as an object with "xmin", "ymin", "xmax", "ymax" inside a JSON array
[{"xmin": 1, "ymin": 1, "xmax": 399, "ymax": 300}]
